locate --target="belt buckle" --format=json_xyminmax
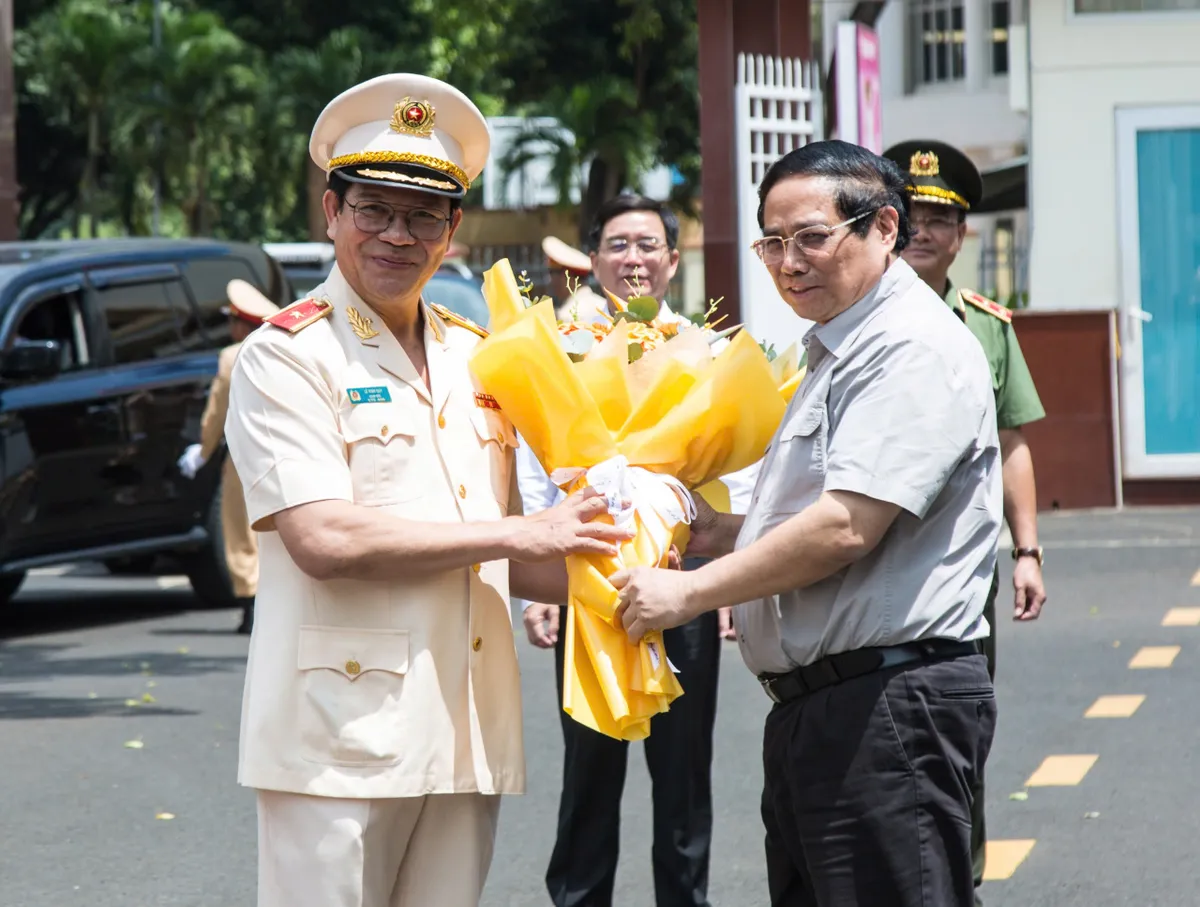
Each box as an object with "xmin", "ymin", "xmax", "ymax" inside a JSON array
[{"xmin": 759, "ymin": 677, "xmax": 782, "ymax": 704}]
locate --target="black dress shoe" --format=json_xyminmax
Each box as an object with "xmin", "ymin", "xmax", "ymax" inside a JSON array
[{"xmin": 236, "ymin": 600, "xmax": 254, "ymax": 635}]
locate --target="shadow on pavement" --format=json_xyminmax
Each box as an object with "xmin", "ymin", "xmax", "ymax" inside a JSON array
[
  {"xmin": 0, "ymin": 691, "xmax": 198, "ymax": 720},
  {"xmin": 150, "ymin": 627, "xmax": 246, "ymax": 637},
  {"xmin": 0, "ymin": 635, "xmax": 245, "ymax": 720},
  {"xmin": 0, "ymin": 588, "xmax": 231, "ymax": 640},
  {"xmin": 0, "ymin": 642, "xmax": 246, "ymax": 681}
]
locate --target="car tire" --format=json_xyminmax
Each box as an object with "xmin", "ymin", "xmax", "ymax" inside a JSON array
[
  {"xmin": 0, "ymin": 572, "xmax": 25, "ymax": 605},
  {"xmin": 182, "ymin": 481, "xmax": 237, "ymax": 609}
]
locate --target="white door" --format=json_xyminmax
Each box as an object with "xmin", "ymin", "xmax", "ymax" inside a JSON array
[{"xmin": 1116, "ymin": 105, "xmax": 1200, "ymax": 478}]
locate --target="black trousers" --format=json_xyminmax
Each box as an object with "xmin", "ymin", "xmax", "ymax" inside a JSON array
[
  {"xmin": 761, "ymin": 652, "xmax": 997, "ymax": 907},
  {"xmin": 546, "ymin": 605, "xmax": 721, "ymax": 907},
  {"xmin": 971, "ymin": 570, "xmax": 1000, "ymax": 904}
]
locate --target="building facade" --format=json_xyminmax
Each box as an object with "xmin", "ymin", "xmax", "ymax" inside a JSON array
[
  {"xmin": 821, "ymin": 0, "xmax": 1031, "ymax": 306},
  {"xmin": 1028, "ymin": 0, "xmax": 1200, "ymax": 497}
]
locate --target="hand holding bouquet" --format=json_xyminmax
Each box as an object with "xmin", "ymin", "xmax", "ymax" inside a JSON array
[{"xmin": 470, "ymin": 260, "xmax": 803, "ymax": 740}]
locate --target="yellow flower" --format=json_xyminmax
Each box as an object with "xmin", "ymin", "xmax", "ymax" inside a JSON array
[
  {"xmin": 627, "ymin": 323, "xmax": 666, "ymax": 352},
  {"xmin": 560, "ymin": 322, "xmax": 611, "ymax": 343}
]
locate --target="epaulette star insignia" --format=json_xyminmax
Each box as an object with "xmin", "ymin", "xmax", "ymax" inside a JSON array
[
  {"xmin": 428, "ymin": 302, "xmax": 489, "ymax": 339},
  {"xmin": 960, "ymin": 289, "xmax": 1012, "ymax": 324},
  {"xmin": 265, "ymin": 297, "xmax": 333, "ymax": 332}
]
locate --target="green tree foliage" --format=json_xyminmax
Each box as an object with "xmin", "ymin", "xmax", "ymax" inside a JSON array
[
  {"xmin": 12, "ymin": 0, "xmax": 702, "ymax": 242},
  {"xmin": 495, "ymin": 0, "xmax": 700, "ymax": 243}
]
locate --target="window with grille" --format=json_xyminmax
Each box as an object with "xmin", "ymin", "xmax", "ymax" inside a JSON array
[
  {"xmin": 1075, "ymin": 0, "xmax": 1200, "ymax": 11},
  {"xmin": 910, "ymin": 0, "xmax": 966, "ymax": 87}
]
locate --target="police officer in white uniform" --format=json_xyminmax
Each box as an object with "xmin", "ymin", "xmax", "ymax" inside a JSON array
[{"xmin": 224, "ymin": 73, "xmax": 630, "ymax": 907}]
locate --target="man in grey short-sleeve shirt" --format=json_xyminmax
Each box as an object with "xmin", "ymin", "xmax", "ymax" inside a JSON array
[
  {"xmin": 614, "ymin": 141, "xmax": 1001, "ymax": 907},
  {"xmin": 736, "ymin": 251, "xmax": 1000, "ymax": 676}
]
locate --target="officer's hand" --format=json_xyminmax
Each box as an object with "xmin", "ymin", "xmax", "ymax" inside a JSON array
[
  {"xmin": 717, "ymin": 606, "xmax": 737, "ymax": 641},
  {"xmin": 512, "ymin": 487, "xmax": 634, "ymax": 562},
  {"xmin": 523, "ymin": 602, "xmax": 560, "ymax": 648},
  {"xmin": 1013, "ymin": 558, "xmax": 1046, "ymax": 621},
  {"xmin": 613, "ymin": 566, "xmax": 696, "ymax": 641}
]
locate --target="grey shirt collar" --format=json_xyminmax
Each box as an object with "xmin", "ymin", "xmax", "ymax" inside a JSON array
[{"xmin": 804, "ymin": 258, "xmax": 919, "ymax": 366}]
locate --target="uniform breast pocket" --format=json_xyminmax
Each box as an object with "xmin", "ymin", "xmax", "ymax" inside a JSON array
[
  {"xmin": 296, "ymin": 626, "xmax": 411, "ymax": 767},
  {"xmin": 341, "ymin": 405, "xmax": 424, "ymax": 505},
  {"xmin": 471, "ymin": 408, "xmax": 518, "ymax": 511},
  {"xmin": 760, "ymin": 401, "xmax": 828, "ymax": 514}
]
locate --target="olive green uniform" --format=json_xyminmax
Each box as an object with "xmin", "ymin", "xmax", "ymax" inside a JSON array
[{"xmin": 946, "ymin": 281, "xmax": 1044, "ymax": 903}]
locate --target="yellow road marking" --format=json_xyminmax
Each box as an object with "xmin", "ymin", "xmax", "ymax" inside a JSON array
[
  {"xmin": 1026, "ymin": 754, "xmax": 1098, "ymax": 787},
  {"xmin": 983, "ymin": 839, "xmax": 1037, "ymax": 881},
  {"xmin": 1129, "ymin": 645, "xmax": 1181, "ymax": 669},
  {"xmin": 1085, "ymin": 694, "xmax": 1145, "ymax": 718},
  {"xmin": 1163, "ymin": 608, "xmax": 1200, "ymax": 626}
]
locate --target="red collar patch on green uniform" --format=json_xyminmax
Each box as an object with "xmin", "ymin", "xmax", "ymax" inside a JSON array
[{"xmin": 959, "ymin": 289, "xmax": 1012, "ymax": 324}]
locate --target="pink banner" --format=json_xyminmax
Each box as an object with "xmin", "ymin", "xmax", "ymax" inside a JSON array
[{"xmin": 856, "ymin": 25, "xmax": 882, "ymax": 154}]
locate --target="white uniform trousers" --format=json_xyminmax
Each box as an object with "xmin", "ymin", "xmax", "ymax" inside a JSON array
[{"xmin": 256, "ymin": 790, "xmax": 501, "ymax": 907}]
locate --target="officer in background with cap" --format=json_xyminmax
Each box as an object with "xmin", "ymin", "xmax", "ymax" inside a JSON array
[
  {"xmin": 177, "ymin": 279, "xmax": 280, "ymax": 634},
  {"xmin": 224, "ymin": 73, "xmax": 630, "ymax": 907},
  {"xmin": 883, "ymin": 139, "xmax": 1048, "ymax": 904},
  {"xmin": 542, "ymin": 235, "xmax": 605, "ymax": 322}
]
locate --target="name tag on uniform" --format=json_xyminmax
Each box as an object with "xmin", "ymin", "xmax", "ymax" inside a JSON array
[{"xmin": 347, "ymin": 386, "xmax": 391, "ymax": 404}]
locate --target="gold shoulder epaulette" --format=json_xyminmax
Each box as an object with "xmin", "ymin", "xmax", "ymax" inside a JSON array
[
  {"xmin": 265, "ymin": 297, "xmax": 333, "ymax": 333},
  {"xmin": 429, "ymin": 302, "xmax": 489, "ymax": 339},
  {"xmin": 959, "ymin": 289, "xmax": 1012, "ymax": 325}
]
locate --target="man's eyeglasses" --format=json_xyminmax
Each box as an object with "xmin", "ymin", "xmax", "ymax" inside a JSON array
[
  {"xmin": 345, "ymin": 200, "xmax": 450, "ymax": 240},
  {"xmin": 752, "ymin": 209, "xmax": 878, "ymax": 267},
  {"xmin": 600, "ymin": 237, "xmax": 669, "ymax": 257}
]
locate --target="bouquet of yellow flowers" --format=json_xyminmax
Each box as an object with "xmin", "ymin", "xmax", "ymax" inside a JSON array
[{"xmin": 470, "ymin": 260, "xmax": 804, "ymax": 741}]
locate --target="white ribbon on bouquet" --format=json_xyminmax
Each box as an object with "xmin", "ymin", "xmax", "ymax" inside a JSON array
[{"xmin": 551, "ymin": 454, "xmax": 696, "ymax": 674}]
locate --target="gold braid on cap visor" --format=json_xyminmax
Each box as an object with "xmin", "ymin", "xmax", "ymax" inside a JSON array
[
  {"xmin": 327, "ymin": 151, "xmax": 470, "ymax": 190},
  {"xmin": 907, "ymin": 184, "xmax": 970, "ymax": 209}
]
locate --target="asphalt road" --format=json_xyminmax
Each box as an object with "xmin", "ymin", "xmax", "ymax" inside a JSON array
[{"xmin": 3, "ymin": 507, "xmax": 1200, "ymax": 906}]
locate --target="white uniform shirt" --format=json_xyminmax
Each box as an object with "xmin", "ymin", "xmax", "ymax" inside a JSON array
[{"xmin": 226, "ymin": 264, "xmax": 525, "ymax": 799}]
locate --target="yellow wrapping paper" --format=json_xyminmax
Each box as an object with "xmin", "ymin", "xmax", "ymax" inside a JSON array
[{"xmin": 469, "ymin": 260, "xmax": 804, "ymax": 740}]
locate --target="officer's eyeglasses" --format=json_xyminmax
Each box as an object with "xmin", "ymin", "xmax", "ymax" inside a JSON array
[
  {"xmin": 600, "ymin": 237, "xmax": 669, "ymax": 258},
  {"xmin": 752, "ymin": 209, "xmax": 878, "ymax": 267},
  {"xmin": 346, "ymin": 201, "xmax": 451, "ymax": 240}
]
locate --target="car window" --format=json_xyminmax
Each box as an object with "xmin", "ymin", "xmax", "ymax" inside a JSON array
[
  {"xmin": 424, "ymin": 276, "xmax": 490, "ymax": 328},
  {"xmin": 284, "ymin": 265, "xmax": 332, "ymax": 299},
  {"xmin": 184, "ymin": 257, "xmax": 261, "ymax": 345},
  {"xmin": 14, "ymin": 293, "xmax": 88, "ymax": 372},
  {"xmin": 97, "ymin": 279, "xmax": 193, "ymax": 364}
]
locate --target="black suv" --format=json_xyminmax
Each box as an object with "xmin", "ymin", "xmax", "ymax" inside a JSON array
[{"xmin": 0, "ymin": 239, "xmax": 292, "ymax": 609}]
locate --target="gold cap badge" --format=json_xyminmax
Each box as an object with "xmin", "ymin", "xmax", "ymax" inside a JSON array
[
  {"xmin": 391, "ymin": 98, "xmax": 436, "ymax": 137},
  {"xmin": 909, "ymin": 151, "xmax": 940, "ymax": 178}
]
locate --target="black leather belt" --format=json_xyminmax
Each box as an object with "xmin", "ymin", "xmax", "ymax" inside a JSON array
[{"xmin": 758, "ymin": 639, "xmax": 978, "ymax": 705}]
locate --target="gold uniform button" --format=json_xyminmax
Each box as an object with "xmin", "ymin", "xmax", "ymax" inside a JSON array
[
  {"xmin": 438, "ymin": 414, "xmax": 446, "ymax": 429},
  {"xmin": 472, "ymin": 563, "xmax": 482, "ymax": 574},
  {"xmin": 472, "ymin": 636, "xmax": 483, "ymax": 652},
  {"xmin": 458, "ymin": 484, "xmax": 467, "ymax": 499},
  {"xmin": 345, "ymin": 659, "xmax": 361, "ymax": 676},
  {"xmin": 380, "ymin": 425, "xmax": 389, "ymax": 438}
]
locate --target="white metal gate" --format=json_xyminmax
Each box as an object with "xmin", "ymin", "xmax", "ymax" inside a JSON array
[{"xmin": 734, "ymin": 54, "xmax": 823, "ymax": 353}]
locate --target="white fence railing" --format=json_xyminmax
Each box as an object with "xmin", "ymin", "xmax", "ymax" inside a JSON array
[{"xmin": 734, "ymin": 54, "xmax": 823, "ymax": 352}]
